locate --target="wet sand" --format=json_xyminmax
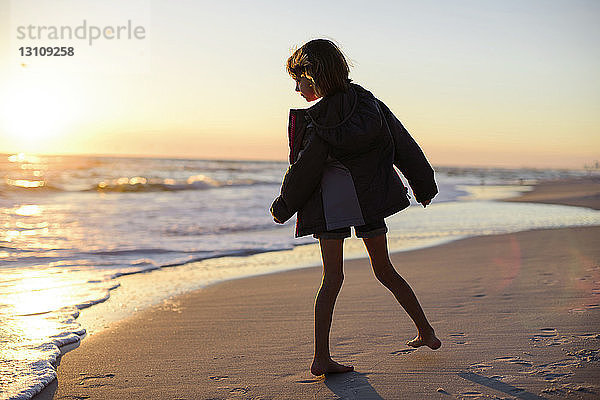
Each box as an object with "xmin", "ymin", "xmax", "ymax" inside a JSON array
[
  {"xmin": 503, "ymin": 176, "xmax": 600, "ymax": 210},
  {"xmin": 37, "ymin": 179, "xmax": 600, "ymax": 399}
]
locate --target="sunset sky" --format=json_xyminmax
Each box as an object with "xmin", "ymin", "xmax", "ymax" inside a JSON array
[{"xmin": 0, "ymin": 0, "xmax": 598, "ymax": 168}]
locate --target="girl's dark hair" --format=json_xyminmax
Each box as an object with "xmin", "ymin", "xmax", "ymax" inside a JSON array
[{"xmin": 286, "ymin": 39, "xmax": 351, "ymax": 97}]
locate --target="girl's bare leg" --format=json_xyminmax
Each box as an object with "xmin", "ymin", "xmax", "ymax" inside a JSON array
[
  {"xmin": 363, "ymin": 234, "xmax": 441, "ymax": 350},
  {"xmin": 311, "ymin": 238, "xmax": 354, "ymax": 376}
]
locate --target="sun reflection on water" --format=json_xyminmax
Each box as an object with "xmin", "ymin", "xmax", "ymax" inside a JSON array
[
  {"xmin": 0, "ymin": 279, "xmax": 85, "ymax": 400},
  {"xmin": 0, "ymin": 266, "xmax": 116, "ymax": 372},
  {"xmin": 0, "ymin": 268, "xmax": 91, "ymax": 396},
  {"xmin": 6, "ymin": 178, "xmax": 45, "ymax": 188},
  {"xmin": 14, "ymin": 205, "xmax": 42, "ymax": 217},
  {"xmin": 8, "ymin": 153, "xmax": 41, "ymax": 163}
]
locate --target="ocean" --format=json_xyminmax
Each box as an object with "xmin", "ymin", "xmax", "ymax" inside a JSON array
[{"xmin": 1, "ymin": 153, "xmax": 599, "ymax": 400}]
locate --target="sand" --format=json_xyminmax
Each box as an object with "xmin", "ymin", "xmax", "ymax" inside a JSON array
[
  {"xmin": 36, "ymin": 179, "xmax": 600, "ymax": 400},
  {"xmin": 503, "ymin": 176, "xmax": 600, "ymax": 210}
]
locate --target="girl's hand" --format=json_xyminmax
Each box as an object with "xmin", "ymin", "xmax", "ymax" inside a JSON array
[{"xmin": 421, "ymin": 199, "xmax": 431, "ymax": 208}]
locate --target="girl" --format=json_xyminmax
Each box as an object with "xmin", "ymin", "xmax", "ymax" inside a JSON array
[{"xmin": 271, "ymin": 39, "xmax": 441, "ymax": 376}]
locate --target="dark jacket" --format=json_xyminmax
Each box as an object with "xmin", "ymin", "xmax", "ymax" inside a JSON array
[{"xmin": 271, "ymin": 83, "xmax": 437, "ymax": 237}]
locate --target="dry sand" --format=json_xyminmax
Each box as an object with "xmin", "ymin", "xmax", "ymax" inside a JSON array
[{"xmin": 36, "ymin": 179, "xmax": 600, "ymax": 400}]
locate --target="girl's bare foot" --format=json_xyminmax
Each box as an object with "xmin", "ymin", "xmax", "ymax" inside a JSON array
[
  {"xmin": 311, "ymin": 358, "xmax": 354, "ymax": 376},
  {"xmin": 406, "ymin": 330, "xmax": 441, "ymax": 350}
]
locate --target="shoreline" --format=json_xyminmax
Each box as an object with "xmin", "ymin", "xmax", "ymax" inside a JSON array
[{"xmin": 34, "ymin": 177, "xmax": 600, "ymax": 399}]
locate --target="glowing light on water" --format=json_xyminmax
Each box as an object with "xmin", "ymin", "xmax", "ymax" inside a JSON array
[
  {"xmin": 6, "ymin": 178, "xmax": 45, "ymax": 188},
  {"xmin": 4, "ymin": 230, "xmax": 21, "ymax": 242},
  {"xmin": 8, "ymin": 153, "xmax": 40, "ymax": 163},
  {"xmin": 456, "ymin": 184, "xmax": 533, "ymax": 201},
  {"xmin": 14, "ymin": 205, "xmax": 42, "ymax": 217},
  {"xmin": 187, "ymin": 174, "xmax": 219, "ymax": 185},
  {"xmin": 129, "ymin": 176, "xmax": 147, "ymax": 185}
]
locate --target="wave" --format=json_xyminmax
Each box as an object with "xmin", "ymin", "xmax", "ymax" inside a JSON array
[
  {"xmin": 109, "ymin": 246, "xmax": 297, "ymax": 278},
  {"xmin": 80, "ymin": 248, "xmax": 184, "ymax": 256},
  {"xmin": 0, "ymin": 287, "xmax": 118, "ymax": 400},
  {"xmin": 89, "ymin": 176, "xmax": 275, "ymax": 193},
  {"xmin": 0, "ymin": 245, "xmax": 37, "ymax": 252},
  {"xmin": 0, "ymin": 182, "xmax": 63, "ymax": 193},
  {"xmin": 0, "ymin": 177, "xmax": 274, "ymax": 194},
  {"xmin": 163, "ymin": 222, "xmax": 282, "ymax": 236}
]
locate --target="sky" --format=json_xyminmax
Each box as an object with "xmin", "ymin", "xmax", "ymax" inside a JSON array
[{"xmin": 0, "ymin": 0, "xmax": 598, "ymax": 168}]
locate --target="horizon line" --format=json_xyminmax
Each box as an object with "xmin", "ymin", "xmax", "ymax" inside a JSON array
[{"xmin": 2, "ymin": 151, "xmax": 598, "ymax": 172}]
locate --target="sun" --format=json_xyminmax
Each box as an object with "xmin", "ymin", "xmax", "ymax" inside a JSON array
[{"xmin": 1, "ymin": 75, "xmax": 81, "ymax": 154}]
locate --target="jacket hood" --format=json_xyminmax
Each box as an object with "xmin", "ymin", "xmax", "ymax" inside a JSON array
[
  {"xmin": 304, "ymin": 83, "xmax": 383, "ymax": 148},
  {"xmin": 306, "ymin": 84, "xmax": 357, "ymax": 128}
]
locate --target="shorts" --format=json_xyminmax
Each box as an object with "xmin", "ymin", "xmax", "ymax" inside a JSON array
[{"xmin": 313, "ymin": 220, "xmax": 388, "ymax": 240}]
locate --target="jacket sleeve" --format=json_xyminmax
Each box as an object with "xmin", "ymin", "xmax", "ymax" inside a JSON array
[
  {"xmin": 378, "ymin": 100, "xmax": 438, "ymax": 204},
  {"xmin": 270, "ymin": 129, "xmax": 329, "ymax": 223}
]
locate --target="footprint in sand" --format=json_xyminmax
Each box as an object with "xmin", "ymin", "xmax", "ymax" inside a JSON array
[
  {"xmin": 535, "ymin": 358, "xmax": 577, "ymax": 382},
  {"xmin": 468, "ymin": 362, "xmax": 493, "ymax": 371},
  {"xmin": 567, "ymin": 299, "xmax": 600, "ymax": 312},
  {"xmin": 532, "ymin": 328, "xmax": 558, "ymax": 340},
  {"xmin": 543, "ymin": 382, "xmax": 598, "ymax": 396},
  {"xmin": 542, "ymin": 279, "xmax": 559, "ymax": 286},
  {"xmin": 576, "ymin": 333, "xmax": 600, "ymax": 339},
  {"xmin": 493, "ymin": 356, "xmax": 533, "ymax": 368},
  {"xmin": 507, "ymin": 358, "xmax": 533, "ymax": 367},
  {"xmin": 78, "ymin": 373, "xmax": 116, "ymax": 388},
  {"xmin": 436, "ymin": 387, "xmax": 451, "ymax": 395},
  {"xmin": 541, "ymin": 372, "xmax": 571, "ymax": 382},
  {"xmin": 530, "ymin": 328, "xmax": 570, "ymax": 347},
  {"xmin": 390, "ymin": 348, "xmax": 416, "ymax": 355},
  {"xmin": 449, "ymin": 332, "xmax": 468, "ymax": 345},
  {"xmin": 229, "ymin": 387, "xmax": 249, "ymax": 394},
  {"xmin": 460, "ymin": 390, "xmax": 483, "ymax": 397},
  {"xmin": 512, "ymin": 360, "xmax": 534, "ymax": 367},
  {"xmin": 493, "ymin": 356, "xmax": 516, "ymax": 361},
  {"xmin": 546, "ymin": 359, "xmax": 578, "ymax": 368},
  {"xmin": 296, "ymin": 378, "xmax": 323, "ymax": 384},
  {"xmin": 567, "ymin": 349, "xmax": 600, "ymax": 363}
]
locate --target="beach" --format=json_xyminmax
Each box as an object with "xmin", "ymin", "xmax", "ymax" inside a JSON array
[
  {"xmin": 503, "ymin": 176, "xmax": 600, "ymax": 210},
  {"xmin": 36, "ymin": 178, "xmax": 600, "ymax": 400}
]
